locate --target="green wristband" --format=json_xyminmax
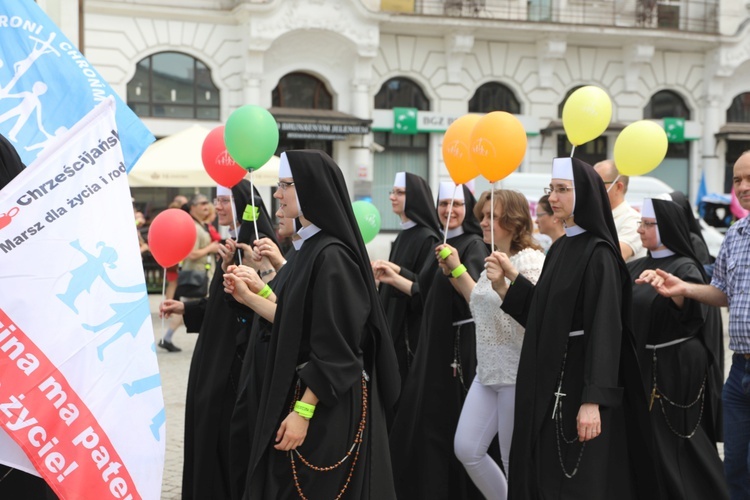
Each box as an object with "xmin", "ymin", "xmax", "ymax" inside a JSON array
[
  {"xmin": 257, "ymin": 284, "xmax": 273, "ymax": 299},
  {"xmin": 294, "ymin": 400, "xmax": 316, "ymax": 419},
  {"xmin": 450, "ymin": 264, "xmax": 467, "ymax": 279},
  {"xmin": 439, "ymin": 247, "xmax": 452, "ymax": 260}
]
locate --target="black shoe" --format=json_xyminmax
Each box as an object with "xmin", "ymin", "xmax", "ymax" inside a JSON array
[{"xmin": 158, "ymin": 339, "xmax": 181, "ymax": 352}]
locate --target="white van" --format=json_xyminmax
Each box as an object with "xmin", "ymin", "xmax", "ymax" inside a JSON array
[
  {"xmin": 495, "ymin": 172, "xmax": 674, "ymax": 214},
  {"xmin": 495, "ymin": 172, "xmax": 723, "ymax": 256}
]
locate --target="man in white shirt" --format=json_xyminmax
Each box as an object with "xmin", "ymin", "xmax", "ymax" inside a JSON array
[{"xmin": 594, "ymin": 159, "xmax": 647, "ymax": 262}]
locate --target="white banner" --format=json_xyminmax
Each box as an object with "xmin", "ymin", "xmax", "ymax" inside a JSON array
[{"xmin": 0, "ymin": 98, "xmax": 164, "ymax": 499}]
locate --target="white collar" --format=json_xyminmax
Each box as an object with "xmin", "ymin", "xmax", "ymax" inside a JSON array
[
  {"xmin": 444, "ymin": 226, "xmax": 465, "ymax": 239},
  {"xmin": 564, "ymin": 225, "xmax": 587, "ymax": 237},
  {"xmin": 293, "ymin": 223, "xmax": 322, "ymax": 249},
  {"xmin": 650, "ymin": 248, "xmax": 676, "ymax": 258},
  {"xmin": 401, "ymin": 220, "xmax": 417, "ymax": 230}
]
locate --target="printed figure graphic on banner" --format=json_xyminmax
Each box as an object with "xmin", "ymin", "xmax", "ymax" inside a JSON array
[
  {"xmin": 83, "ymin": 293, "xmax": 150, "ymax": 361},
  {"xmin": 0, "ymin": 2, "xmax": 154, "ymax": 169},
  {"xmin": 56, "ymin": 239, "xmax": 144, "ymax": 314}
]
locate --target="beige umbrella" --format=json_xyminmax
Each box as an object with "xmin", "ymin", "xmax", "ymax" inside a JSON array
[{"xmin": 128, "ymin": 125, "xmax": 279, "ymax": 188}]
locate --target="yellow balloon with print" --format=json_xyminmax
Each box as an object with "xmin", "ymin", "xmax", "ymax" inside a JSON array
[
  {"xmin": 562, "ymin": 86, "xmax": 612, "ymax": 146},
  {"xmin": 613, "ymin": 120, "xmax": 668, "ymax": 176},
  {"xmin": 442, "ymin": 114, "xmax": 482, "ymax": 185}
]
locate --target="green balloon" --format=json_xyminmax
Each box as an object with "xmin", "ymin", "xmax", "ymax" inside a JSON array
[
  {"xmin": 352, "ymin": 201, "xmax": 381, "ymax": 244},
  {"xmin": 224, "ymin": 105, "xmax": 279, "ymax": 171}
]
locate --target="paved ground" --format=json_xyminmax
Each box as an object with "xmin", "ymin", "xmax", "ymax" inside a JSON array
[
  {"xmin": 149, "ymin": 294, "xmax": 197, "ymax": 500},
  {"xmin": 149, "ymin": 296, "xmax": 732, "ymax": 499}
]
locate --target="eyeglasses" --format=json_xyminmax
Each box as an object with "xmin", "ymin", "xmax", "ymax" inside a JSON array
[
  {"xmin": 438, "ymin": 201, "xmax": 465, "ymax": 208},
  {"xmin": 389, "ymin": 189, "xmax": 406, "ymax": 196},
  {"xmin": 637, "ymin": 220, "xmax": 658, "ymax": 229},
  {"xmin": 214, "ymin": 197, "xmax": 231, "ymax": 206},
  {"xmin": 276, "ymin": 180, "xmax": 296, "ymax": 191},
  {"xmin": 543, "ymin": 186, "xmax": 575, "ymax": 196},
  {"xmin": 536, "ymin": 211, "xmax": 551, "ymax": 218}
]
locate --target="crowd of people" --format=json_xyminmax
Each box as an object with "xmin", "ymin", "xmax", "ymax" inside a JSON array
[
  {"xmin": 157, "ymin": 149, "xmax": 747, "ymax": 500},
  {"xmin": 2, "ymin": 129, "xmax": 750, "ymax": 499}
]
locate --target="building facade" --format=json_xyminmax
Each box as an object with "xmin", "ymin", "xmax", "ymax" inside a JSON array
[{"xmin": 40, "ymin": 0, "xmax": 750, "ymax": 244}]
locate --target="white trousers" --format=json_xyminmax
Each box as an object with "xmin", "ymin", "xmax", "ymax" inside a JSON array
[{"xmin": 454, "ymin": 376, "xmax": 515, "ymax": 500}]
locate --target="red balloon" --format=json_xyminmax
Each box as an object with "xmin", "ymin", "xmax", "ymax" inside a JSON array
[
  {"xmin": 147, "ymin": 209, "xmax": 197, "ymax": 268},
  {"xmin": 201, "ymin": 126, "xmax": 247, "ymax": 187}
]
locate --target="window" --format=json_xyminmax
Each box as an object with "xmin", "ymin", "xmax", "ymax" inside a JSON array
[
  {"xmin": 374, "ymin": 77, "xmax": 430, "ymax": 110},
  {"xmin": 272, "ymin": 72, "xmax": 333, "ymax": 109},
  {"xmin": 643, "ymin": 90, "xmax": 691, "ymax": 119},
  {"xmin": 373, "ymin": 78, "xmax": 431, "ymax": 231},
  {"xmin": 127, "ymin": 52, "xmax": 219, "ymax": 120},
  {"xmin": 644, "ymin": 89, "xmax": 691, "ymax": 193},
  {"xmin": 726, "ymin": 93, "xmax": 750, "ymax": 123},
  {"xmin": 469, "ymin": 82, "xmax": 521, "ymax": 114}
]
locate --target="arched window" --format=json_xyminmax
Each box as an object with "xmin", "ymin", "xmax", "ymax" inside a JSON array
[
  {"xmin": 373, "ymin": 78, "xmax": 430, "ymax": 231},
  {"xmin": 644, "ymin": 89, "xmax": 691, "ymax": 193},
  {"xmin": 127, "ymin": 52, "xmax": 219, "ymax": 120},
  {"xmin": 643, "ymin": 90, "xmax": 691, "ymax": 119},
  {"xmin": 469, "ymin": 82, "xmax": 521, "ymax": 113},
  {"xmin": 374, "ymin": 77, "xmax": 430, "ymax": 110},
  {"xmin": 726, "ymin": 93, "xmax": 750, "ymax": 123},
  {"xmin": 272, "ymin": 72, "xmax": 333, "ymax": 109}
]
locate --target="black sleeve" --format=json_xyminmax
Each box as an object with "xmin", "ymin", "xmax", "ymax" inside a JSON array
[
  {"xmin": 580, "ymin": 246, "xmax": 624, "ymax": 406},
  {"xmin": 297, "ymin": 246, "xmax": 367, "ymax": 407},
  {"xmin": 500, "ymin": 273, "xmax": 535, "ymax": 327},
  {"xmin": 183, "ymin": 298, "xmax": 208, "ymax": 333}
]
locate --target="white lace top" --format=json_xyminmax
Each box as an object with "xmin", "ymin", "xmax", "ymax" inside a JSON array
[{"xmin": 469, "ymin": 247, "xmax": 545, "ymax": 385}]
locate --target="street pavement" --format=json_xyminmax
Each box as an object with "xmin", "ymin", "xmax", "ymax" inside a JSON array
[{"xmin": 149, "ymin": 294, "xmax": 197, "ymax": 500}]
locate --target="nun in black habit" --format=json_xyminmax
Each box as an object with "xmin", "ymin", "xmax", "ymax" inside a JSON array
[
  {"xmin": 487, "ymin": 157, "xmax": 661, "ymax": 500},
  {"xmin": 629, "ymin": 198, "xmax": 728, "ymax": 500},
  {"xmin": 387, "ymin": 182, "xmax": 489, "ymax": 500},
  {"xmin": 373, "ymin": 172, "xmax": 441, "ymax": 390},
  {"xmin": 226, "ymin": 212, "xmax": 297, "ymax": 500},
  {"xmin": 175, "ymin": 180, "xmax": 279, "ymax": 500},
  {"xmin": 667, "ymin": 191, "xmax": 713, "ymax": 265},
  {"xmin": 242, "ymin": 150, "xmax": 400, "ymax": 499},
  {"xmin": 0, "ymin": 136, "xmax": 58, "ymax": 500}
]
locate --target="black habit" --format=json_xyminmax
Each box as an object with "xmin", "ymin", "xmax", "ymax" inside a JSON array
[
  {"xmin": 390, "ymin": 186, "xmax": 489, "ymax": 500},
  {"xmin": 379, "ymin": 173, "xmax": 441, "ymax": 389},
  {"xmin": 243, "ymin": 150, "xmax": 399, "ymax": 499},
  {"xmin": 627, "ymin": 199, "xmax": 727, "ymax": 500},
  {"xmin": 501, "ymin": 158, "xmax": 661, "ymax": 500},
  {"xmin": 181, "ymin": 181, "xmax": 278, "ymax": 500},
  {"xmin": 228, "ymin": 248, "xmax": 295, "ymax": 499}
]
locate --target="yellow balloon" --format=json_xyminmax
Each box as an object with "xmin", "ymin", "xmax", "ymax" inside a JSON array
[
  {"xmin": 562, "ymin": 86, "xmax": 612, "ymax": 146},
  {"xmin": 613, "ymin": 120, "xmax": 668, "ymax": 176},
  {"xmin": 442, "ymin": 114, "xmax": 482, "ymax": 185},
  {"xmin": 469, "ymin": 111, "xmax": 528, "ymax": 183}
]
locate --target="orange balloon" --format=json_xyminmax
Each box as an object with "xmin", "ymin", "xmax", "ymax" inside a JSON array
[
  {"xmin": 469, "ymin": 112, "xmax": 527, "ymax": 182},
  {"xmin": 442, "ymin": 114, "xmax": 482, "ymax": 184}
]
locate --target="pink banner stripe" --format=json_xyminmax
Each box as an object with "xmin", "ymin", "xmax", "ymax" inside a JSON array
[{"xmin": 0, "ymin": 309, "xmax": 140, "ymax": 500}]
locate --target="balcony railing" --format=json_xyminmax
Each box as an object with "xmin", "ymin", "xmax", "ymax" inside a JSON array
[{"xmin": 387, "ymin": 0, "xmax": 719, "ymax": 34}]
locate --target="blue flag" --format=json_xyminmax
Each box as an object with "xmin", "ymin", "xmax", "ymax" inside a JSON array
[
  {"xmin": 0, "ymin": 2, "xmax": 154, "ymax": 171},
  {"xmin": 696, "ymin": 170, "xmax": 708, "ymax": 218}
]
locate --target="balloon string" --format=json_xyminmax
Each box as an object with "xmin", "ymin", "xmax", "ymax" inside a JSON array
[
  {"xmin": 160, "ymin": 268, "xmax": 166, "ymax": 333},
  {"xmin": 230, "ymin": 194, "xmax": 242, "ymax": 264},
  {"xmin": 570, "ymin": 145, "xmax": 576, "ymax": 158},
  {"xmin": 443, "ymin": 184, "xmax": 458, "ymax": 245},
  {"xmin": 491, "ymin": 184, "xmax": 495, "ymax": 252},
  {"xmin": 250, "ymin": 172, "xmax": 259, "ymax": 242}
]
